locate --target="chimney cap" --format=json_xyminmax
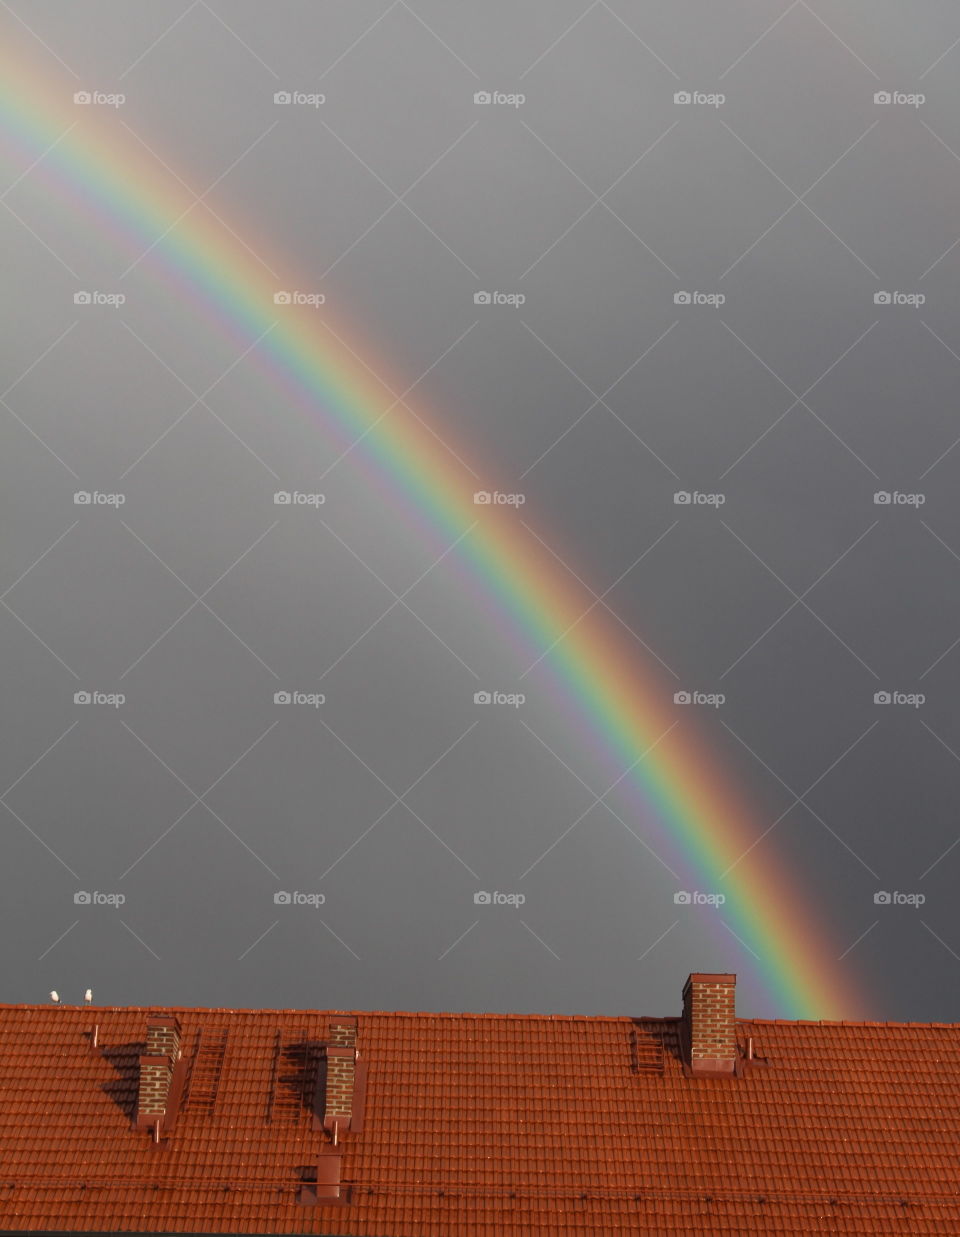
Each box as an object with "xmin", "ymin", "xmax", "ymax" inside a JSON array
[{"xmin": 684, "ymin": 972, "xmax": 736, "ymax": 988}]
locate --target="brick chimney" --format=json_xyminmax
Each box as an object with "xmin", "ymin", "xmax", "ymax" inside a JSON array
[
  {"xmin": 136, "ymin": 1016, "xmax": 184, "ymax": 1134},
  {"xmin": 320, "ymin": 1017, "xmax": 359, "ymax": 1136},
  {"xmin": 681, "ymin": 973, "xmax": 737, "ymax": 1077}
]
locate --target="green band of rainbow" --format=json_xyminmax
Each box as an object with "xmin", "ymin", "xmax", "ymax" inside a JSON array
[{"xmin": 1, "ymin": 49, "xmax": 867, "ymax": 1019}]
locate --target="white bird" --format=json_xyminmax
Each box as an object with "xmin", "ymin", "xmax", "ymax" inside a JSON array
[
  {"xmin": 50, "ymin": 991, "xmax": 60, "ymax": 1003},
  {"xmin": 83, "ymin": 989, "xmax": 93, "ymax": 1004}
]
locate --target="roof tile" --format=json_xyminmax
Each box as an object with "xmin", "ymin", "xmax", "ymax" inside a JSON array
[{"xmin": 0, "ymin": 1004, "xmax": 959, "ymax": 1234}]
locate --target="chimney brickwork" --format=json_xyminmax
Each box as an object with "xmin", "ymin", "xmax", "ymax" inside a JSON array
[
  {"xmin": 682, "ymin": 973, "xmax": 737, "ymax": 1076},
  {"xmin": 136, "ymin": 1016, "xmax": 183, "ymax": 1128},
  {"xmin": 138, "ymin": 1057, "xmax": 174, "ymax": 1116},
  {"xmin": 323, "ymin": 1018, "xmax": 357, "ymax": 1129},
  {"xmin": 145, "ymin": 1019, "xmax": 181, "ymax": 1061}
]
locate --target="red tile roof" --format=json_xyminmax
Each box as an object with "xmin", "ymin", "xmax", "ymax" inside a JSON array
[{"xmin": 1, "ymin": 998, "xmax": 960, "ymax": 1235}]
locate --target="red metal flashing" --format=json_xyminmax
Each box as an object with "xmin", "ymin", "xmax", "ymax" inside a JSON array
[
  {"xmin": 349, "ymin": 1057, "xmax": 367, "ymax": 1133},
  {"xmin": 299, "ymin": 1152, "xmax": 349, "ymax": 1206}
]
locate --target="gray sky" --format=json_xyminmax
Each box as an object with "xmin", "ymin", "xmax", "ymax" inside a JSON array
[{"xmin": 3, "ymin": 1, "xmax": 960, "ymax": 1022}]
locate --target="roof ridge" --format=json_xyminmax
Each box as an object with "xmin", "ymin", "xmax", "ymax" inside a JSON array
[{"xmin": 2, "ymin": 1003, "xmax": 960, "ymax": 1028}]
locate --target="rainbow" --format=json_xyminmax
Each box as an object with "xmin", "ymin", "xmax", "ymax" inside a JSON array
[{"xmin": 0, "ymin": 44, "xmax": 866, "ymax": 1019}]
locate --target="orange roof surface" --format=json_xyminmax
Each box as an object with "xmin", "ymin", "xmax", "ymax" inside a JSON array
[{"xmin": 1, "ymin": 1001, "xmax": 959, "ymax": 1235}]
